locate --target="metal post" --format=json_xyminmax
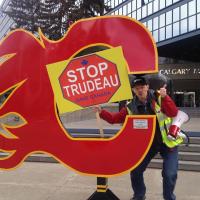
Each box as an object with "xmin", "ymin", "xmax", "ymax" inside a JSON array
[{"xmin": 87, "ymin": 177, "xmax": 120, "ymax": 200}]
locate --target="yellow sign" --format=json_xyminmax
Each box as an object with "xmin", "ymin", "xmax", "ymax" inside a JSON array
[{"xmin": 47, "ymin": 47, "xmax": 132, "ymax": 114}]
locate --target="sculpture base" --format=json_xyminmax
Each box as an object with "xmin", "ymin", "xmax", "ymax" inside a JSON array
[
  {"xmin": 87, "ymin": 189, "xmax": 120, "ymax": 200},
  {"xmin": 87, "ymin": 177, "xmax": 120, "ymax": 200}
]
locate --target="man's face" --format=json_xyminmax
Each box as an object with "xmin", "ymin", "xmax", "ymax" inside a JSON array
[{"xmin": 132, "ymin": 84, "xmax": 149, "ymax": 101}]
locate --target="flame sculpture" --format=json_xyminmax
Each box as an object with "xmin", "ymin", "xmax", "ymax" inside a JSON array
[{"xmin": 0, "ymin": 16, "xmax": 157, "ymax": 176}]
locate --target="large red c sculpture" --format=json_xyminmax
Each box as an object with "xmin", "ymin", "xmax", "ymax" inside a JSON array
[{"xmin": 0, "ymin": 16, "xmax": 157, "ymax": 176}]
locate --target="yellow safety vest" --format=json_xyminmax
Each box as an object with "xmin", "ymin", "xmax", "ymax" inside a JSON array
[{"xmin": 127, "ymin": 96, "xmax": 183, "ymax": 148}]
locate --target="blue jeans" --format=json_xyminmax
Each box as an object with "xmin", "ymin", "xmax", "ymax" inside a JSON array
[{"xmin": 130, "ymin": 144, "xmax": 178, "ymax": 200}]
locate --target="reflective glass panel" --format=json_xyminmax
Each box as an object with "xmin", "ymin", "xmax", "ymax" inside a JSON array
[
  {"xmin": 111, "ymin": 0, "xmax": 115, "ymax": 8},
  {"xmin": 166, "ymin": 11, "xmax": 172, "ymax": 25},
  {"xmin": 148, "ymin": 2, "xmax": 153, "ymax": 15},
  {"xmin": 153, "ymin": 30, "xmax": 158, "ymax": 42},
  {"xmin": 198, "ymin": 0, "xmax": 200, "ymax": 13},
  {"xmin": 189, "ymin": 16, "xmax": 196, "ymax": 31},
  {"xmin": 137, "ymin": 0, "xmax": 141, "ymax": 8},
  {"xmin": 181, "ymin": 4, "xmax": 187, "ymax": 19},
  {"xmin": 148, "ymin": 20, "xmax": 153, "ymax": 31},
  {"xmin": 123, "ymin": 5, "xmax": 127, "ymax": 15},
  {"xmin": 132, "ymin": 0, "xmax": 136, "ymax": 11},
  {"xmin": 142, "ymin": 5, "xmax": 147, "ymax": 18},
  {"xmin": 119, "ymin": 7, "xmax": 123, "ymax": 15},
  {"xmin": 166, "ymin": 25, "xmax": 172, "ymax": 39},
  {"xmin": 132, "ymin": 11, "xmax": 136, "ymax": 19},
  {"xmin": 160, "ymin": 0, "xmax": 166, "ymax": 10},
  {"xmin": 189, "ymin": 1, "xmax": 196, "ymax": 16},
  {"xmin": 173, "ymin": 7, "xmax": 180, "ymax": 22},
  {"xmin": 160, "ymin": 13, "xmax": 165, "ymax": 27},
  {"xmin": 198, "ymin": 14, "xmax": 200, "ymax": 28},
  {"xmin": 153, "ymin": 17, "xmax": 158, "ymax": 30},
  {"xmin": 159, "ymin": 27, "xmax": 165, "ymax": 41},
  {"xmin": 153, "ymin": 0, "xmax": 159, "ymax": 12},
  {"xmin": 137, "ymin": 8, "xmax": 141, "ymax": 20},
  {"xmin": 180, "ymin": 19, "xmax": 188, "ymax": 34},
  {"xmin": 173, "ymin": 22, "xmax": 179, "ymax": 36},
  {"xmin": 166, "ymin": 0, "xmax": 172, "ymax": 7},
  {"xmin": 128, "ymin": 2, "xmax": 132, "ymax": 14}
]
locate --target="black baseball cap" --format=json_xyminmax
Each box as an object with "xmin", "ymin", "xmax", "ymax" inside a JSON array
[{"xmin": 131, "ymin": 77, "xmax": 149, "ymax": 87}]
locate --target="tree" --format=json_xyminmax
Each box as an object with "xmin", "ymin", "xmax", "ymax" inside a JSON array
[
  {"xmin": 4, "ymin": 0, "xmax": 110, "ymax": 40},
  {"xmin": 78, "ymin": 0, "xmax": 110, "ymax": 17},
  {"xmin": 5, "ymin": 0, "xmax": 40, "ymax": 33}
]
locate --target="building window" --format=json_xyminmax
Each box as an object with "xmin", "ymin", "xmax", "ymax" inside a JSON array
[
  {"xmin": 188, "ymin": 15, "xmax": 196, "ymax": 31},
  {"xmin": 137, "ymin": 0, "xmax": 141, "ymax": 9},
  {"xmin": 197, "ymin": 13, "xmax": 200, "ymax": 28},
  {"xmin": 142, "ymin": 5, "xmax": 147, "ymax": 18},
  {"xmin": 181, "ymin": 4, "xmax": 187, "ymax": 19},
  {"xmin": 166, "ymin": 24, "xmax": 172, "ymax": 39},
  {"xmin": 159, "ymin": 13, "xmax": 165, "ymax": 28},
  {"xmin": 180, "ymin": 19, "xmax": 188, "ymax": 34},
  {"xmin": 132, "ymin": 0, "xmax": 136, "ymax": 11},
  {"xmin": 197, "ymin": 0, "xmax": 200, "ymax": 13},
  {"xmin": 111, "ymin": 0, "xmax": 115, "ymax": 8},
  {"xmin": 153, "ymin": 30, "xmax": 158, "ymax": 42},
  {"xmin": 166, "ymin": 10, "xmax": 172, "ymax": 25},
  {"xmin": 119, "ymin": 7, "xmax": 122, "ymax": 15},
  {"xmin": 173, "ymin": 7, "xmax": 180, "ymax": 22},
  {"xmin": 160, "ymin": 27, "xmax": 165, "ymax": 41},
  {"xmin": 123, "ymin": 5, "xmax": 127, "ymax": 14},
  {"xmin": 153, "ymin": 17, "xmax": 158, "ymax": 30},
  {"xmin": 128, "ymin": 2, "xmax": 132, "ymax": 14},
  {"xmin": 132, "ymin": 11, "xmax": 136, "ymax": 19},
  {"xmin": 153, "ymin": 0, "xmax": 159, "ymax": 13},
  {"xmin": 173, "ymin": 22, "xmax": 180, "ymax": 36},
  {"xmin": 148, "ymin": 2, "xmax": 153, "ymax": 15},
  {"xmin": 137, "ymin": 8, "xmax": 142, "ymax": 20},
  {"xmin": 147, "ymin": 19, "xmax": 152, "ymax": 31},
  {"xmin": 166, "ymin": 0, "xmax": 172, "ymax": 7},
  {"xmin": 188, "ymin": 0, "xmax": 196, "ymax": 16},
  {"xmin": 160, "ymin": 0, "xmax": 165, "ymax": 10}
]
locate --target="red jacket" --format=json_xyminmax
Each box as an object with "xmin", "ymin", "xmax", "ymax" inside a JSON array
[{"xmin": 99, "ymin": 95, "xmax": 178, "ymax": 124}]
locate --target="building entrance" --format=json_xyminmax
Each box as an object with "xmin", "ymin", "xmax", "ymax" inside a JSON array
[{"xmin": 174, "ymin": 91, "xmax": 197, "ymax": 107}]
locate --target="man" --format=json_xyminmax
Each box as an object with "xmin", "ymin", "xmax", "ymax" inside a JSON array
[{"xmin": 96, "ymin": 76, "xmax": 182, "ymax": 200}]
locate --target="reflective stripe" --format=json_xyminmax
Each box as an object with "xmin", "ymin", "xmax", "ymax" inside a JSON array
[
  {"xmin": 154, "ymin": 99, "xmax": 183, "ymax": 147},
  {"xmin": 127, "ymin": 98, "xmax": 183, "ymax": 147},
  {"xmin": 127, "ymin": 107, "xmax": 132, "ymax": 115}
]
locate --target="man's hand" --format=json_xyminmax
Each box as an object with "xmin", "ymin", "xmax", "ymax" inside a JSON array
[
  {"xmin": 160, "ymin": 87, "xmax": 167, "ymax": 98},
  {"xmin": 159, "ymin": 84, "xmax": 167, "ymax": 98}
]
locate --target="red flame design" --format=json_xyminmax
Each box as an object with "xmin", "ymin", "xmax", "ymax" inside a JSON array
[{"xmin": 0, "ymin": 16, "xmax": 157, "ymax": 176}]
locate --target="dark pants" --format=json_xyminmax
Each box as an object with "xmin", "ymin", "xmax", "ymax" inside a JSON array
[{"xmin": 130, "ymin": 144, "xmax": 178, "ymax": 200}]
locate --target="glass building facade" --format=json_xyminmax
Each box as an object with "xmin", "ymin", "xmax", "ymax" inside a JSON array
[
  {"xmin": 105, "ymin": 0, "xmax": 200, "ymax": 44},
  {"xmin": 105, "ymin": 0, "xmax": 200, "ymax": 108}
]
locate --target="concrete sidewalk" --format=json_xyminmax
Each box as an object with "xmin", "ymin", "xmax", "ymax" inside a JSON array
[
  {"xmin": 0, "ymin": 113, "xmax": 199, "ymax": 200},
  {"xmin": 0, "ymin": 162, "xmax": 199, "ymax": 200}
]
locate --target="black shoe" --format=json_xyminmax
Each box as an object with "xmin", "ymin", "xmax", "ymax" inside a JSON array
[{"xmin": 130, "ymin": 196, "xmax": 146, "ymax": 200}]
